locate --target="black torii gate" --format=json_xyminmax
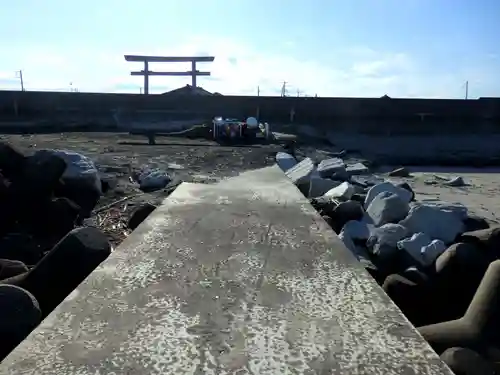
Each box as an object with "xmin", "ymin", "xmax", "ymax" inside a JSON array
[{"xmin": 124, "ymin": 55, "xmax": 215, "ymax": 94}]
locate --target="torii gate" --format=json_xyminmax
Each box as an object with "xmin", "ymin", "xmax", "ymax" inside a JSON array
[{"xmin": 124, "ymin": 55, "xmax": 215, "ymax": 94}]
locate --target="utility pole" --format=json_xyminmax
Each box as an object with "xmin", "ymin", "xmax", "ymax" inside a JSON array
[
  {"xmin": 281, "ymin": 81, "xmax": 288, "ymax": 97},
  {"xmin": 257, "ymin": 86, "xmax": 260, "ymax": 96},
  {"xmin": 465, "ymin": 80, "xmax": 469, "ymax": 100},
  {"xmin": 16, "ymin": 70, "xmax": 24, "ymax": 91},
  {"xmin": 297, "ymin": 89, "xmax": 302, "ymax": 97}
]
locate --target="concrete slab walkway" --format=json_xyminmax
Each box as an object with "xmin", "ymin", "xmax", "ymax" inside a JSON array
[{"xmin": 0, "ymin": 166, "xmax": 451, "ymax": 374}]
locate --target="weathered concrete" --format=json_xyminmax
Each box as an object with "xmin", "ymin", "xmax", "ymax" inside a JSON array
[
  {"xmin": 0, "ymin": 166, "xmax": 450, "ymax": 374},
  {"xmin": 1, "ymin": 90, "xmax": 500, "ymax": 126}
]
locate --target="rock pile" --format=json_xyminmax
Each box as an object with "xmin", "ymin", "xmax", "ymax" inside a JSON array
[
  {"xmin": 0, "ymin": 142, "xmax": 111, "ymax": 359},
  {"xmin": 278, "ymin": 151, "xmax": 500, "ymax": 373}
]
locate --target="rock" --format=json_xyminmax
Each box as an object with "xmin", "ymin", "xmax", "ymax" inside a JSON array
[
  {"xmin": 389, "ymin": 167, "xmax": 410, "ymax": 177},
  {"xmin": 0, "ymin": 233, "xmax": 44, "ymax": 266},
  {"xmin": 309, "ymin": 196, "xmax": 338, "ymax": 217},
  {"xmin": 400, "ymin": 204, "xmax": 465, "ymax": 244},
  {"xmin": 331, "ymin": 170, "xmax": 350, "ymax": 181},
  {"xmin": 397, "ymin": 232, "xmax": 446, "ymax": 267},
  {"xmin": 26, "ymin": 197, "xmax": 81, "ymax": 240},
  {"xmin": 458, "ymin": 226, "xmax": 500, "ymax": 257},
  {"xmin": 339, "ymin": 228, "xmax": 378, "ymax": 278},
  {"xmin": 444, "ymin": 176, "xmax": 466, "ymax": 187},
  {"xmin": 11, "ymin": 227, "xmax": 111, "ymax": 318},
  {"xmin": 0, "ymin": 142, "xmax": 26, "ymax": 180},
  {"xmin": 366, "ymin": 191, "xmax": 410, "ymax": 227},
  {"xmin": 308, "ymin": 174, "xmax": 341, "ymax": 198},
  {"xmin": 37, "ymin": 149, "xmax": 102, "ymax": 195},
  {"xmin": 317, "ymin": 158, "xmax": 345, "ymax": 178},
  {"xmin": 419, "ymin": 260, "xmax": 500, "ymax": 354},
  {"xmin": 9, "ymin": 151, "xmax": 66, "ymax": 202},
  {"xmin": 343, "ymin": 220, "xmax": 373, "ymax": 241},
  {"xmin": 421, "ymin": 200, "xmax": 468, "ymax": 220},
  {"xmin": 382, "ymin": 274, "xmax": 430, "ymax": 327},
  {"xmin": 55, "ymin": 179, "xmax": 101, "ymax": 218},
  {"xmin": 396, "ymin": 182, "xmax": 415, "ymax": 201},
  {"xmin": 329, "ymin": 200, "xmax": 365, "ymax": 233},
  {"xmin": 364, "ymin": 182, "xmax": 413, "ymax": 209},
  {"xmin": 0, "ymin": 285, "xmax": 41, "ymax": 360},
  {"xmin": 0, "ymin": 259, "xmax": 28, "ymax": 281},
  {"xmin": 401, "ymin": 267, "xmax": 429, "ymax": 284},
  {"xmin": 285, "ymin": 157, "xmax": 315, "ymax": 186},
  {"xmin": 431, "ymin": 242, "xmax": 491, "ymax": 323},
  {"xmin": 128, "ymin": 203, "xmax": 157, "ymax": 230},
  {"xmin": 351, "ymin": 175, "xmax": 385, "ymax": 188},
  {"xmin": 138, "ymin": 168, "xmax": 171, "ymax": 192},
  {"xmin": 367, "ymin": 223, "xmax": 407, "ymax": 259},
  {"xmin": 324, "ymin": 181, "xmax": 354, "ymax": 200},
  {"xmin": 440, "ymin": 347, "xmax": 495, "ymax": 375},
  {"xmin": 350, "ymin": 193, "xmax": 367, "ymax": 204},
  {"xmin": 346, "ymin": 162, "xmax": 369, "ymax": 176},
  {"xmin": 463, "ymin": 215, "xmax": 490, "ymax": 232},
  {"xmin": 275, "ymin": 152, "xmax": 297, "ymax": 172}
]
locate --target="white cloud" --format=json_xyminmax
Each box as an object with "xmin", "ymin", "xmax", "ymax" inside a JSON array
[{"xmin": 0, "ymin": 36, "xmax": 495, "ymax": 98}]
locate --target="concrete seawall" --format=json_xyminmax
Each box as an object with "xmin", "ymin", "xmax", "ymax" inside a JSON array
[
  {"xmin": 1, "ymin": 90, "xmax": 500, "ymax": 164},
  {"xmin": 1, "ymin": 90, "xmax": 500, "ymax": 123}
]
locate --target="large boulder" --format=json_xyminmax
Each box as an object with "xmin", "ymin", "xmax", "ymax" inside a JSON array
[
  {"xmin": 324, "ymin": 181, "xmax": 354, "ymax": 200},
  {"xmin": 368, "ymin": 223, "xmax": 408, "ymax": 259},
  {"xmin": 400, "ymin": 204, "xmax": 465, "ymax": 244},
  {"xmin": 366, "ymin": 191, "xmax": 410, "ymax": 227},
  {"xmin": 317, "ymin": 157, "xmax": 346, "ymax": 178},
  {"xmin": 397, "ymin": 232, "xmax": 446, "ymax": 267},
  {"xmin": 285, "ymin": 157, "xmax": 315, "ymax": 187},
  {"xmin": 36, "ymin": 149, "xmax": 101, "ymax": 195},
  {"xmin": 0, "ymin": 285, "xmax": 41, "ymax": 360},
  {"xmin": 275, "ymin": 152, "xmax": 297, "ymax": 172},
  {"xmin": 308, "ymin": 174, "xmax": 341, "ymax": 198},
  {"xmin": 364, "ymin": 182, "xmax": 413, "ymax": 209},
  {"xmin": 328, "ymin": 200, "xmax": 365, "ymax": 233}
]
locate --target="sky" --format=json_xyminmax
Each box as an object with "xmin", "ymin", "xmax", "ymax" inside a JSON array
[{"xmin": 0, "ymin": 0, "xmax": 499, "ymax": 98}]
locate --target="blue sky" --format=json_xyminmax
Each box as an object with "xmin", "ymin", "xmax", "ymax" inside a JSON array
[{"xmin": 0, "ymin": 0, "xmax": 499, "ymax": 97}]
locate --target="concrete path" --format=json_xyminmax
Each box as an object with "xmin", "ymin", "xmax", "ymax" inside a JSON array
[{"xmin": 0, "ymin": 166, "xmax": 451, "ymax": 374}]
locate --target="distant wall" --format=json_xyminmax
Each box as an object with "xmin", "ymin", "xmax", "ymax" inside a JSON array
[
  {"xmin": 2, "ymin": 90, "xmax": 500, "ymax": 164},
  {"xmin": 1, "ymin": 91, "xmax": 500, "ymax": 134}
]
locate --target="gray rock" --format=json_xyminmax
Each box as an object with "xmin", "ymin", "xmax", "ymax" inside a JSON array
[
  {"xmin": 276, "ymin": 152, "xmax": 297, "ymax": 172},
  {"xmin": 419, "ymin": 200, "xmax": 468, "ymax": 220},
  {"xmin": 397, "ymin": 232, "xmax": 446, "ymax": 267},
  {"xmin": 351, "ymin": 175, "xmax": 385, "ymax": 188},
  {"xmin": 317, "ymin": 157, "xmax": 346, "ymax": 178},
  {"xmin": 400, "ymin": 204, "xmax": 465, "ymax": 244},
  {"xmin": 324, "ymin": 181, "xmax": 354, "ymax": 200},
  {"xmin": 0, "ymin": 285, "xmax": 41, "ymax": 359},
  {"xmin": 389, "ymin": 167, "xmax": 410, "ymax": 177},
  {"xmin": 444, "ymin": 176, "xmax": 466, "ymax": 187},
  {"xmin": 366, "ymin": 192, "xmax": 410, "ymax": 227},
  {"xmin": 329, "ymin": 200, "xmax": 365, "ymax": 233},
  {"xmin": 346, "ymin": 162, "xmax": 370, "ymax": 176},
  {"xmin": 308, "ymin": 174, "xmax": 341, "ymax": 198},
  {"xmin": 285, "ymin": 157, "xmax": 315, "ymax": 186},
  {"xmin": 396, "ymin": 182, "xmax": 415, "ymax": 201},
  {"xmin": 365, "ymin": 181, "xmax": 413, "ymax": 209},
  {"xmin": 441, "ymin": 347, "xmax": 496, "ymax": 375},
  {"xmin": 367, "ymin": 223, "xmax": 408, "ymax": 258}
]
